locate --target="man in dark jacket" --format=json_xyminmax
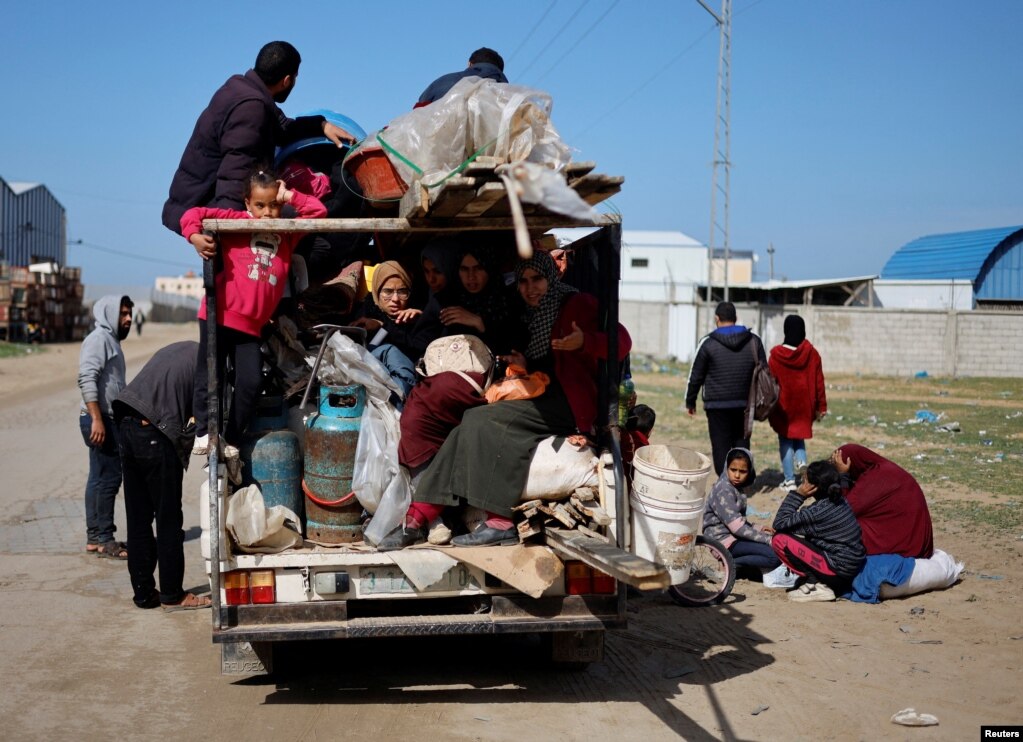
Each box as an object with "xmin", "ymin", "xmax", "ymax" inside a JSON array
[
  {"xmin": 415, "ymin": 47, "xmax": 508, "ymax": 108},
  {"xmin": 162, "ymin": 40, "xmax": 355, "ymax": 234},
  {"xmin": 685, "ymin": 302, "xmax": 765, "ymax": 475},
  {"xmin": 113, "ymin": 341, "xmax": 211, "ymax": 611}
]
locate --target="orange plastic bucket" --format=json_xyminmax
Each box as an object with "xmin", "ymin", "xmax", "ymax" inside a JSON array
[{"xmin": 345, "ymin": 145, "xmax": 407, "ymax": 201}]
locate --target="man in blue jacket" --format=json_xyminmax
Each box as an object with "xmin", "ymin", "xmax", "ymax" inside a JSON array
[
  {"xmin": 114, "ymin": 341, "xmax": 211, "ymax": 611},
  {"xmin": 162, "ymin": 40, "xmax": 355, "ymax": 234},
  {"xmin": 415, "ymin": 47, "xmax": 508, "ymax": 108},
  {"xmin": 685, "ymin": 302, "xmax": 765, "ymax": 475}
]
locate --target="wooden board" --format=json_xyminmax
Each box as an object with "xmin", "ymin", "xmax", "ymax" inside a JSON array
[{"xmin": 545, "ymin": 528, "xmax": 670, "ymax": 591}]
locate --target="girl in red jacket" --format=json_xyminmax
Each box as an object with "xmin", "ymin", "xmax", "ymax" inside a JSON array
[
  {"xmin": 181, "ymin": 168, "xmax": 326, "ymax": 455},
  {"xmin": 768, "ymin": 315, "xmax": 827, "ymax": 488}
]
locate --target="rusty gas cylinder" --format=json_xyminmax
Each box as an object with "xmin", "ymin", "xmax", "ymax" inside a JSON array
[{"xmin": 303, "ymin": 384, "xmax": 365, "ymax": 543}]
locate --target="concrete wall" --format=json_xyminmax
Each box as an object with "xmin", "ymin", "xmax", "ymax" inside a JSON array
[{"xmin": 623, "ymin": 300, "xmax": 1023, "ymax": 377}]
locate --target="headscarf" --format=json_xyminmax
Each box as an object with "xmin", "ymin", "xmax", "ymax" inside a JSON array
[
  {"xmin": 420, "ymin": 238, "xmax": 461, "ymax": 296},
  {"xmin": 515, "ymin": 250, "xmax": 578, "ymax": 360},
  {"xmin": 454, "ymin": 244, "xmax": 506, "ymax": 316},
  {"xmin": 371, "ymin": 261, "xmax": 413, "ymax": 309},
  {"xmin": 783, "ymin": 314, "xmax": 806, "ymax": 347},
  {"xmin": 837, "ymin": 443, "xmax": 934, "ymax": 558},
  {"xmin": 717, "ymin": 447, "xmax": 756, "ymax": 488}
]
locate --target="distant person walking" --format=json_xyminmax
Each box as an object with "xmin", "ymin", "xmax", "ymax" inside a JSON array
[
  {"xmin": 416, "ymin": 47, "xmax": 508, "ymax": 107},
  {"xmin": 77, "ymin": 294, "xmax": 134, "ymax": 559},
  {"xmin": 162, "ymin": 40, "xmax": 354, "ymax": 235},
  {"xmin": 768, "ymin": 315, "xmax": 827, "ymax": 489},
  {"xmin": 685, "ymin": 302, "xmax": 765, "ymax": 475},
  {"xmin": 114, "ymin": 340, "xmax": 211, "ymax": 611},
  {"xmin": 134, "ymin": 309, "xmax": 146, "ymax": 337}
]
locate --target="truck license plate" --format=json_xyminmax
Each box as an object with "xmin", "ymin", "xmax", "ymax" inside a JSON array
[{"xmin": 359, "ymin": 564, "xmax": 479, "ymax": 595}]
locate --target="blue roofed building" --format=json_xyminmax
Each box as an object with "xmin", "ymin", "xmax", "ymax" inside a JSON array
[{"xmin": 878, "ymin": 226, "xmax": 1023, "ymax": 309}]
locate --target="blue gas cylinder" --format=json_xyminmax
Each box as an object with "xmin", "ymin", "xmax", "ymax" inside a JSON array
[
  {"xmin": 240, "ymin": 396, "xmax": 304, "ymax": 522},
  {"xmin": 304, "ymin": 384, "xmax": 366, "ymax": 543}
]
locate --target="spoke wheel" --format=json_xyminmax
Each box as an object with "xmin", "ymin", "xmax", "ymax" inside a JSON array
[{"xmin": 668, "ymin": 535, "xmax": 736, "ymax": 607}]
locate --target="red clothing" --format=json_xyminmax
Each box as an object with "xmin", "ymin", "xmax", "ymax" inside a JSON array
[
  {"xmin": 552, "ymin": 293, "xmax": 632, "ymax": 435},
  {"xmin": 839, "ymin": 444, "xmax": 934, "ymax": 558},
  {"xmin": 768, "ymin": 339, "xmax": 826, "ymax": 439},
  {"xmin": 399, "ymin": 371, "xmax": 488, "ymax": 468},
  {"xmin": 181, "ymin": 190, "xmax": 326, "ymax": 336}
]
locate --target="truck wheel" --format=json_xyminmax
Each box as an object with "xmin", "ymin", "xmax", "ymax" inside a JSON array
[
  {"xmin": 542, "ymin": 630, "xmax": 604, "ymax": 670},
  {"xmin": 667, "ymin": 535, "xmax": 735, "ymax": 607}
]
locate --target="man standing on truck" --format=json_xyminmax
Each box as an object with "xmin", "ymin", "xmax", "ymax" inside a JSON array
[
  {"xmin": 415, "ymin": 47, "xmax": 508, "ymax": 107},
  {"xmin": 162, "ymin": 40, "xmax": 356, "ymax": 234},
  {"xmin": 685, "ymin": 301, "xmax": 765, "ymax": 476},
  {"xmin": 113, "ymin": 341, "xmax": 211, "ymax": 611},
  {"xmin": 78, "ymin": 295, "xmax": 133, "ymax": 559}
]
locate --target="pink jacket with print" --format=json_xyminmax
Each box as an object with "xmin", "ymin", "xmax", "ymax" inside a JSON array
[{"xmin": 180, "ymin": 190, "xmax": 326, "ymax": 336}]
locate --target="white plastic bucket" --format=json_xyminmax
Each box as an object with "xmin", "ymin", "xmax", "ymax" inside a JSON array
[{"xmin": 630, "ymin": 445, "xmax": 713, "ymax": 584}]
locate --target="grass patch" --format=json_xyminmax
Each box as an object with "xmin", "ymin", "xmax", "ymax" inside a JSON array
[
  {"xmin": 629, "ymin": 363, "xmax": 1023, "ymax": 532},
  {"xmin": 0, "ymin": 342, "xmax": 44, "ymax": 359}
]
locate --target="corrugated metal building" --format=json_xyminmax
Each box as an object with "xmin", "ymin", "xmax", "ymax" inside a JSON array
[
  {"xmin": 0, "ymin": 177, "xmax": 67, "ymax": 267},
  {"xmin": 881, "ymin": 226, "xmax": 1023, "ymax": 305}
]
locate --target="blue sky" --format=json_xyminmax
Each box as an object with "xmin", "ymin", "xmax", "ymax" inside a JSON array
[{"xmin": 3, "ymin": 0, "xmax": 1020, "ymax": 288}]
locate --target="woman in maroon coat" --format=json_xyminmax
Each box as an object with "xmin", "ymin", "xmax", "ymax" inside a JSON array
[{"xmin": 768, "ymin": 315, "xmax": 827, "ymax": 488}]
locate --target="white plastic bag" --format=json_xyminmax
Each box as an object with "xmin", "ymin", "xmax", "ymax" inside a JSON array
[
  {"xmin": 225, "ymin": 485, "xmax": 303, "ymax": 553},
  {"xmin": 521, "ymin": 436, "xmax": 600, "ymax": 501},
  {"xmin": 878, "ymin": 549, "xmax": 964, "ymax": 599},
  {"xmin": 497, "ymin": 161, "xmax": 596, "ymax": 221},
  {"xmin": 354, "ymin": 397, "xmax": 411, "ymax": 543},
  {"xmin": 313, "ymin": 332, "xmax": 402, "ymax": 405}
]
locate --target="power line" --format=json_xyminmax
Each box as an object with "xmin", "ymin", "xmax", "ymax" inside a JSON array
[
  {"xmin": 68, "ymin": 239, "xmax": 195, "ymax": 270},
  {"xmin": 534, "ymin": 0, "xmax": 621, "ymax": 85},
  {"xmin": 517, "ymin": 0, "xmax": 592, "ymax": 79},
  {"xmin": 507, "ymin": 0, "xmax": 559, "ymax": 66}
]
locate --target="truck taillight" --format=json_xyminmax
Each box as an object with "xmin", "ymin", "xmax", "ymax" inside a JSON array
[
  {"xmin": 224, "ymin": 571, "xmax": 250, "ymax": 605},
  {"xmin": 566, "ymin": 561, "xmax": 616, "ymax": 595},
  {"xmin": 249, "ymin": 570, "xmax": 275, "ymax": 604}
]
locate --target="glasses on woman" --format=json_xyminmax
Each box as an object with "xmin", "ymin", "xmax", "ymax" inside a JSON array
[{"xmin": 379, "ymin": 288, "xmax": 411, "ymax": 299}]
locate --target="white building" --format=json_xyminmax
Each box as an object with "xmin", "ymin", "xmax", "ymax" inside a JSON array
[
  {"xmin": 155, "ymin": 271, "xmax": 204, "ymax": 301},
  {"xmin": 873, "ymin": 279, "xmax": 974, "ymax": 310}
]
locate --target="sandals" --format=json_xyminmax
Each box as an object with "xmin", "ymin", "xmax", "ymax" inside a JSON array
[
  {"xmin": 162, "ymin": 593, "xmax": 212, "ymax": 612},
  {"xmin": 97, "ymin": 541, "xmax": 128, "ymax": 560}
]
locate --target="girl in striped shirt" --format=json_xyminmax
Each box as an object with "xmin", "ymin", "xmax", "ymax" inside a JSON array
[{"xmin": 772, "ymin": 460, "xmax": 866, "ymax": 602}]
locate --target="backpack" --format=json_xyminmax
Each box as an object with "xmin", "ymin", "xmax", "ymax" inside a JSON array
[
  {"xmin": 417, "ymin": 334, "xmax": 494, "ymax": 378},
  {"xmin": 745, "ymin": 337, "xmax": 780, "ymax": 437}
]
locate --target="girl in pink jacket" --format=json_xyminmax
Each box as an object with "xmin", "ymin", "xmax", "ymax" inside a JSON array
[{"xmin": 181, "ymin": 168, "xmax": 326, "ymax": 454}]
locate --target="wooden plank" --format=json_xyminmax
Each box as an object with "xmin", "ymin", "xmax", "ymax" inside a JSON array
[
  {"xmin": 512, "ymin": 499, "xmax": 544, "ymax": 512},
  {"xmin": 517, "ymin": 519, "xmax": 544, "ymax": 542},
  {"xmin": 571, "ymin": 494, "xmax": 612, "ymax": 526},
  {"xmin": 577, "ymin": 525, "xmax": 610, "ymax": 544},
  {"xmin": 457, "ymin": 182, "xmax": 507, "ymax": 217},
  {"xmin": 583, "ymin": 187, "xmax": 622, "ymax": 207},
  {"xmin": 203, "ymin": 213, "xmax": 620, "ymax": 234},
  {"xmin": 564, "ymin": 161, "xmax": 597, "ymax": 178},
  {"xmin": 538, "ymin": 503, "xmax": 576, "ymax": 529},
  {"xmin": 545, "ymin": 528, "xmax": 670, "ymax": 590},
  {"xmin": 427, "ymin": 177, "xmax": 484, "ymax": 217},
  {"xmin": 570, "ymin": 174, "xmax": 625, "ymax": 199},
  {"xmin": 462, "ymin": 156, "xmax": 505, "ymax": 176},
  {"xmin": 398, "ymin": 183, "xmax": 429, "ymax": 219}
]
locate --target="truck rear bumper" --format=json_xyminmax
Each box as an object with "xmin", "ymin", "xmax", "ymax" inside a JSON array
[{"xmin": 212, "ymin": 594, "xmax": 624, "ymax": 643}]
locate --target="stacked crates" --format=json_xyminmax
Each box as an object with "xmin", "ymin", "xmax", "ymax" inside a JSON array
[{"xmin": 0, "ymin": 262, "xmax": 87, "ymax": 342}]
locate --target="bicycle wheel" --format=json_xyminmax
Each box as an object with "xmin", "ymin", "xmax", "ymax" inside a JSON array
[{"xmin": 668, "ymin": 535, "xmax": 736, "ymax": 607}]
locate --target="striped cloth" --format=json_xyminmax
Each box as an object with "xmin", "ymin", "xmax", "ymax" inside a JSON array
[{"xmin": 772, "ymin": 492, "xmax": 866, "ymax": 578}]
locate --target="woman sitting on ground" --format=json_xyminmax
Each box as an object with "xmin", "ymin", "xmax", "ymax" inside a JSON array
[
  {"xmin": 832, "ymin": 444, "xmax": 934, "ymax": 559},
  {"xmin": 771, "ymin": 461, "xmax": 866, "ymax": 602},
  {"xmin": 377, "ymin": 250, "xmax": 631, "ymax": 549}
]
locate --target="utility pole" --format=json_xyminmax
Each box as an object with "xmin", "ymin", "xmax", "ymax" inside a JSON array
[
  {"xmin": 697, "ymin": 0, "xmax": 732, "ymax": 323},
  {"xmin": 767, "ymin": 242, "xmax": 775, "ymax": 281}
]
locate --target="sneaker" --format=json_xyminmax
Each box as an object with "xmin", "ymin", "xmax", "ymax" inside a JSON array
[
  {"xmin": 779, "ymin": 479, "xmax": 795, "ymax": 490},
  {"xmin": 762, "ymin": 564, "xmax": 799, "ymax": 589},
  {"xmin": 192, "ymin": 434, "xmax": 209, "ymax": 456},
  {"xmin": 794, "ymin": 460, "xmax": 808, "ymax": 477},
  {"xmin": 787, "ymin": 582, "xmax": 836, "ymax": 602}
]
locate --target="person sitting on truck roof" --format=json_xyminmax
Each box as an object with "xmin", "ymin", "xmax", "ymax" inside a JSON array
[
  {"xmin": 377, "ymin": 250, "xmax": 631, "ymax": 549},
  {"xmin": 415, "ymin": 47, "xmax": 508, "ymax": 108},
  {"xmin": 162, "ymin": 40, "xmax": 355, "ymax": 235},
  {"xmin": 182, "ymin": 168, "xmax": 327, "ymax": 458}
]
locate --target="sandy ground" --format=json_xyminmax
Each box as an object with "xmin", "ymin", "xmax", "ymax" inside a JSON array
[{"xmin": 0, "ymin": 325, "xmax": 1019, "ymax": 741}]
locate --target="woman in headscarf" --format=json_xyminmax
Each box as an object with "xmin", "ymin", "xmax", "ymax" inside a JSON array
[
  {"xmin": 832, "ymin": 444, "xmax": 934, "ymax": 559},
  {"xmin": 419, "ymin": 239, "xmax": 460, "ymax": 298},
  {"xmin": 415, "ymin": 241, "xmax": 524, "ymax": 355},
  {"xmin": 768, "ymin": 314, "xmax": 827, "ymax": 488},
  {"xmin": 376, "ymin": 251, "xmax": 631, "ymax": 549}
]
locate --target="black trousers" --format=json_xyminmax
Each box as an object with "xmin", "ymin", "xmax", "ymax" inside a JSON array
[
  {"xmin": 706, "ymin": 407, "xmax": 749, "ymax": 475},
  {"xmin": 119, "ymin": 416, "xmax": 186, "ymax": 606},
  {"xmin": 194, "ymin": 320, "xmax": 263, "ymax": 442}
]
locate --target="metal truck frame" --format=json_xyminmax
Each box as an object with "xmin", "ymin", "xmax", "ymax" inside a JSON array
[{"xmin": 200, "ymin": 212, "xmax": 668, "ymax": 675}]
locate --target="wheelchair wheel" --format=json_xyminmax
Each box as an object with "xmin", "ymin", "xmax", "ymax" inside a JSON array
[{"xmin": 668, "ymin": 535, "xmax": 736, "ymax": 607}]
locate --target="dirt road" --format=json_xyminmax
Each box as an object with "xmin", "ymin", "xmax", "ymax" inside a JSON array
[{"xmin": 0, "ymin": 326, "xmax": 1018, "ymax": 741}]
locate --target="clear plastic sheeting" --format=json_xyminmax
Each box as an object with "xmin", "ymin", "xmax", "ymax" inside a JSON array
[
  {"xmin": 312, "ymin": 332, "xmax": 402, "ymax": 404},
  {"xmin": 374, "ymin": 77, "xmax": 572, "ymax": 187},
  {"xmin": 497, "ymin": 161, "xmax": 596, "ymax": 222}
]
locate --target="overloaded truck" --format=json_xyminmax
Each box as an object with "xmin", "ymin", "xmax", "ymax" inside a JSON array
[{"xmin": 196, "ymin": 95, "xmax": 731, "ymax": 676}]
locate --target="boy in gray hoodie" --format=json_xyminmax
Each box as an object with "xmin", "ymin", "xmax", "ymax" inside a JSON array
[{"xmin": 78, "ymin": 294, "xmax": 133, "ymax": 558}]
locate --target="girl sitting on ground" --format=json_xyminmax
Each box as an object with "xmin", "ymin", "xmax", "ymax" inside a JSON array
[
  {"xmin": 703, "ymin": 448, "xmax": 794, "ymax": 588},
  {"xmin": 771, "ymin": 461, "xmax": 866, "ymax": 602}
]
